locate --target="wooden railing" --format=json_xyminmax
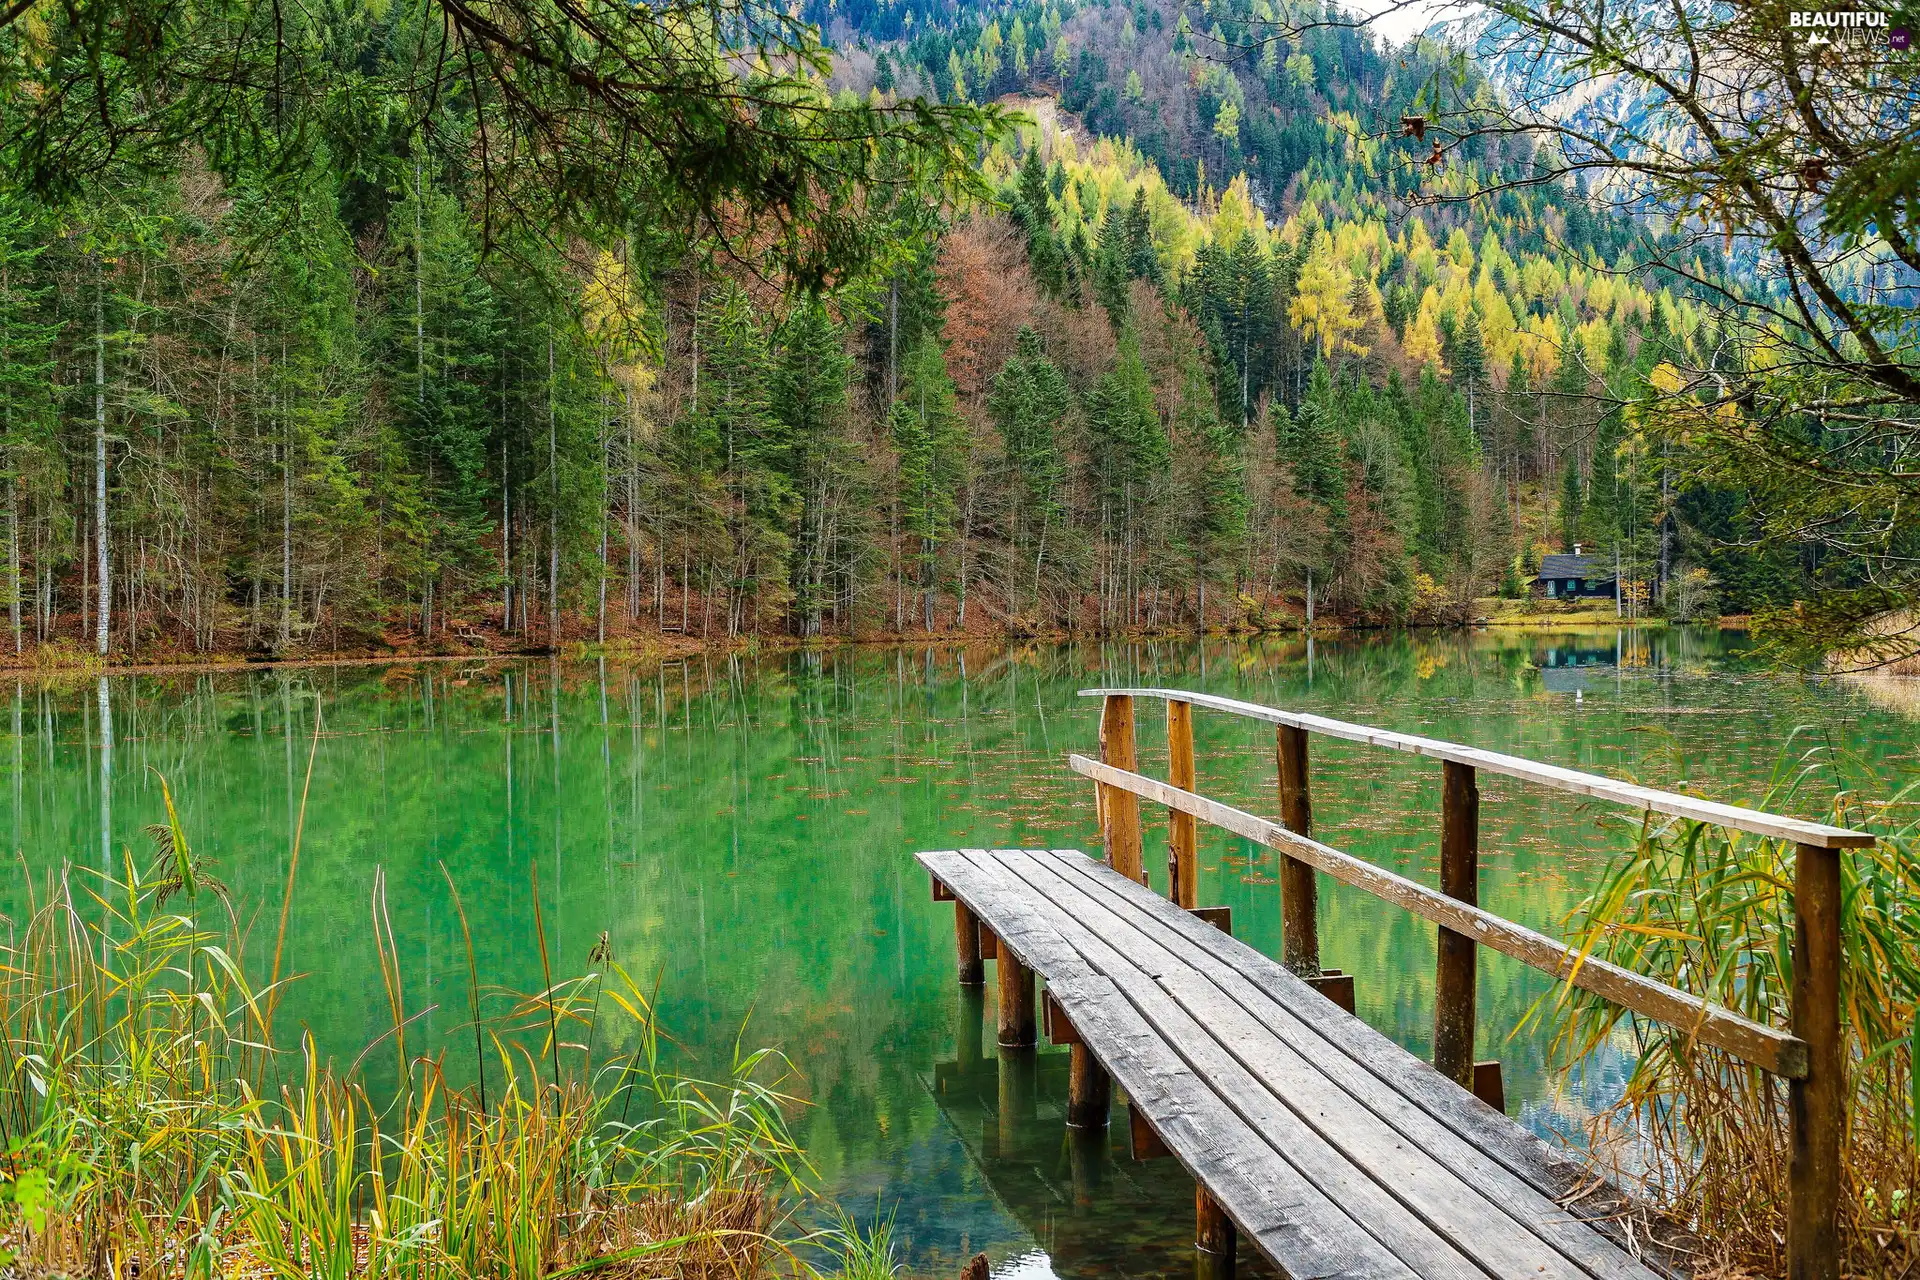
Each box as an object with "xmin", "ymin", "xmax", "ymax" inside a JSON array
[{"xmin": 1076, "ymin": 687, "xmax": 1872, "ymax": 1280}]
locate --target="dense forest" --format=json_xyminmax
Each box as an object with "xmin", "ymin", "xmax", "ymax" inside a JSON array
[{"xmin": 0, "ymin": 0, "xmax": 1821, "ymax": 660}]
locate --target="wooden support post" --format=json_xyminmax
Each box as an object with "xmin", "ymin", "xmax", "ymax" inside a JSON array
[
  {"xmin": 1043, "ymin": 991, "xmax": 1077, "ymax": 1045},
  {"xmin": 1167, "ymin": 698, "xmax": 1198, "ymax": 907},
  {"xmin": 1788, "ymin": 841, "xmax": 1842, "ymax": 1280},
  {"xmin": 1067, "ymin": 1043, "xmax": 1111, "ymax": 1129},
  {"xmin": 1196, "ymin": 1186, "xmax": 1236, "ymax": 1279},
  {"xmin": 955, "ymin": 901, "xmax": 984, "ymax": 986},
  {"xmin": 1275, "ymin": 724, "xmax": 1320, "ymax": 977},
  {"xmin": 1049, "ymin": 990, "xmax": 1111, "ymax": 1127},
  {"xmin": 1101, "ymin": 694, "xmax": 1145, "ymax": 883},
  {"xmin": 1472, "ymin": 1061, "xmax": 1506, "ymax": 1113},
  {"xmin": 1306, "ymin": 970, "xmax": 1355, "ymax": 1014},
  {"xmin": 1433, "ymin": 760, "xmax": 1480, "ymax": 1088},
  {"xmin": 1190, "ymin": 905, "xmax": 1231, "ymax": 934},
  {"xmin": 1129, "ymin": 1102, "xmax": 1171, "ymax": 1159},
  {"xmin": 996, "ymin": 936, "xmax": 1036, "ymax": 1048}
]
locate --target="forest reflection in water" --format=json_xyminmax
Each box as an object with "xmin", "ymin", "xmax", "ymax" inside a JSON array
[{"xmin": 6, "ymin": 627, "xmax": 1913, "ymax": 1276}]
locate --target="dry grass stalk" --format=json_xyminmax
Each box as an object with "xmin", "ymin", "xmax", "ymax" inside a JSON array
[
  {"xmin": 0, "ymin": 833, "xmax": 825, "ymax": 1279},
  {"xmin": 1546, "ymin": 730, "xmax": 1920, "ymax": 1276}
]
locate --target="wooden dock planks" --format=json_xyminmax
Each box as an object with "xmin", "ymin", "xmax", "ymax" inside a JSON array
[{"xmin": 919, "ymin": 847, "xmax": 1681, "ymax": 1280}]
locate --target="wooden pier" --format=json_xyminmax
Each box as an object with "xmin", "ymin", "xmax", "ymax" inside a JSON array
[{"xmin": 920, "ymin": 688, "xmax": 1870, "ymax": 1280}]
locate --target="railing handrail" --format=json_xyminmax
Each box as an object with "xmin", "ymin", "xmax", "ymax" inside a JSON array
[
  {"xmin": 1079, "ymin": 687, "xmax": 1874, "ymax": 850},
  {"xmin": 1067, "ymin": 752, "xmax": 1808, "ymax": 1076},
  {"xmin": 1077, "ymin": 685, "xmax": 1848, "ymax": 1275}
]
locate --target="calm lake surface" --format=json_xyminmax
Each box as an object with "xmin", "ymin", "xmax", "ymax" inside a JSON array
[{"xmin": 10, "ymin": 629, "xmax": 1918, "ymax": 1277}]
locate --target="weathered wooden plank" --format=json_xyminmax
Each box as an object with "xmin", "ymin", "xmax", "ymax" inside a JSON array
[
  {"xmin": 1003, "ymin": 851, "xmax": 1623, "ymax": 1280},
  {"xmin": 921, "ymin": 850, "xmax": 1421, "ymax": 1280},
  {"xmin": 1039, "ymin": 849, "xmax": 1680, "ymax": 1278},
  {"xmin": 1076, "ymin": 687, "xmax": 1875, "ymax": 849},
  {"xmin": 991, "ymin": 854, "xmax": 1591, "ymax": 1280},
  {"xmin": 1067, "ymin": 754, "xmax": 1809, "ymax": 1078}
]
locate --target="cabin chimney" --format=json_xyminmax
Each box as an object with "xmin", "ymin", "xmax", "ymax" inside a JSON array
[{"xmin": 1573, "ymin": 542, "xmax": 1582, "ymax": 556}]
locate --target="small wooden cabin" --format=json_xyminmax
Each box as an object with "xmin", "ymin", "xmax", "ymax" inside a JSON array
[{"xmin": 1534, "ymin": 548, "xmax": 1617, "ymax": 599}]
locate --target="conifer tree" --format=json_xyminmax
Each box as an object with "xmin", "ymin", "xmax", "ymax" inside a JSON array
[
  {"xmin": 987, "ymin": 326, "xmax": 1070, "ymax": 611},
  {"xmin": 771, "ymin": 299, "xmax": 852, "ymax": 635},
  {"xmin": 1290, "ymin": 361, "xmax": 1347, "ymax": 515},
  {"xmin": 891, "ymin": 333, "xmax": 965, "ymax": 629}
]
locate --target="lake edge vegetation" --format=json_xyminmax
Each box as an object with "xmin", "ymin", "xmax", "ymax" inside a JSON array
[
  {"xmin": 1549, "ymin": 732, "xmax": 1920, "ymax": 1275},
  {"xmin": 0, "ymin": 777, "xmax": 880, "ymax": 1278}
]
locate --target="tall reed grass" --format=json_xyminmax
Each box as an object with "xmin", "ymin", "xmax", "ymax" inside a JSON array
[
  {"xmin": 0, "ymin": 779, "xmax": 846, "ymax": 1278},
  {"xmin": 1548, "ymin": 729, "xmax": 1920, "ymax": 1275}
]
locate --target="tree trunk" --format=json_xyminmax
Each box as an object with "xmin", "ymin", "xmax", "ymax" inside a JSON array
[
  {"xmin": 548, "ymin": 335, "xmax": 560, "ymax": 641},
  {"xmin": 281, "ymin": 357, "xmax": 293, "ymax": 649},
  {"xmin": 94, "ymin": 283, "xmax": 109, "ymax": 659},
  {"xmin": 502, "ymin": 431, "xmax": 512, "ymax": 633},
  {"xmin": 414, "ymin": 160, "xmax": 426, "ymax": 408},
  {"xmin": 8, "ymin": 478, "xmax": 18, "ymax": 655},
  {"xmin": 598, "ymin": 400, "xmax": 609, "ymax": 644}
]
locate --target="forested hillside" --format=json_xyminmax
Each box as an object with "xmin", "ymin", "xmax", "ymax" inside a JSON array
[{"xmin": 0, "ymin": 0, "xmax": 1813, "ymax": 660}]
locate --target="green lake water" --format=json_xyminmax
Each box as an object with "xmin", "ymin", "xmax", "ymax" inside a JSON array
[{"xmin": 9, "ymin": 629, "xmax": 1918, "ymax": 1277}]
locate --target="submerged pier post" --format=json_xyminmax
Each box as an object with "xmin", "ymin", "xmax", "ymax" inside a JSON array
[
  {"xmin": 1196, "ymin": 1186, "xmax": 1236, "ymax": 1280},
  {"xmin": 1068, "ymin": 1125, "xmax": 1107, "ymax": 1208},
  {"xmin": 997, "ymin": 936, "xmax": 1036, "ymax": 1048},
  {"xmin": 955, "ymin": 900, "xmax": 984, "ymax": 986},
  {"xmin": 957, "ymin": 984, "xmax": 985, "ymax": 1069},
  {"xmin": 1050, "ymin": 991, "xmax": 1110, "ymax": 1128},
  {"xmin": 996, "ymin": 1042, "xmax": 1037, "ymax": 1153},
  {"xmin": 1067, "ymin": 1043, "xmax": 1111, "ymax": 1128}
]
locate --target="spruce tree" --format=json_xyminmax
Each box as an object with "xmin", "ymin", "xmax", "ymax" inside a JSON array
[
  {"xmin": 1560, "ymin": 455, "xmax": 1584, "ymax": 552},
  {"xmin": 891, "ymin": 333, "xmax": 966, "ymax": 629},
  {"xmin": 772, "ymin": 299, "xmax": 852, "ymax": 635},
  {"xmin": 1291, "ymin": 361, "xmax": 1347, "ymax": 515}
]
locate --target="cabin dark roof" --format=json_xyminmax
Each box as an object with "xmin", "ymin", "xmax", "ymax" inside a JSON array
[{"xmin": 1537, "ymin": 554, "xmax": 1611, "ymax": 580}]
